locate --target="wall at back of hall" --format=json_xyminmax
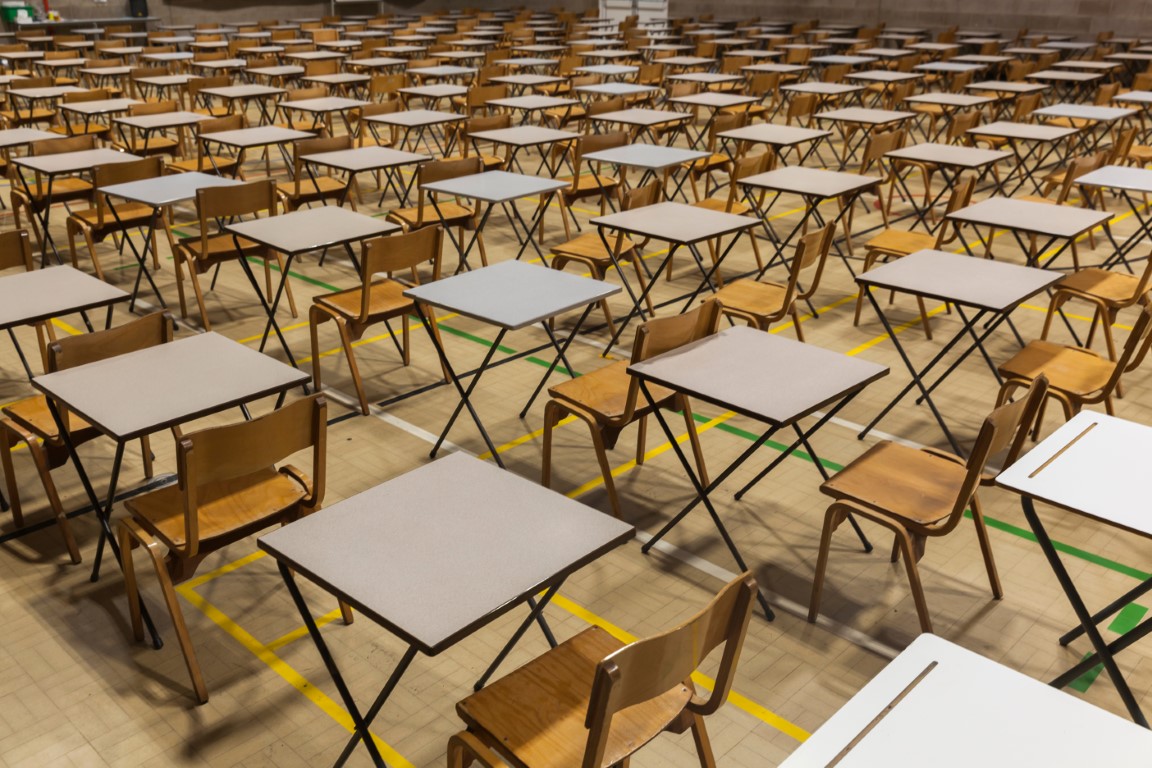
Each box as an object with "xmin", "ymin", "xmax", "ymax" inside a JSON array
[
  {"xmin": 43, "ymin": 0, "xmax": 579, "ymax": 26},
  {"xmin": 669, "ymin": 0, "xmax": 1150, "ymax": 36}
]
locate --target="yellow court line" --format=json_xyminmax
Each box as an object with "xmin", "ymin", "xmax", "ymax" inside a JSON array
[
  {"xmin": 50, "ymin": 317, "xmax": 83, "ymax": 336},
  {"xmin": 477, "ymin": 415, "xmax": 576, "ymax": 461},
  {"xmin": 266, "ymin": 607, "xmax": 346, "ymax": 652},
  {"xmin": 548, "ymin": 593, "xmax": 811, "ymax": 742},
  {"xmin": 182, "ymin": 549, "xmax": 266, "ymax": 590},
  {"xmin": 177, "ymin": 583, "xmax": 416, "ymax": 768}
]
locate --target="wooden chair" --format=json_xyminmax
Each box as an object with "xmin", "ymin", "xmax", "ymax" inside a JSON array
[
  {"xmin": 0, "ymin": 312, "xmax": 172, "ymax": 565},
  {"xmin": 351, "ymin": 100, "xmax": 400, "ymax": 148},
  {"xmin": 0, "ymin": 229, "xmax": 52, "ymax": 371},
  {"xmin": 166, "ymin": 113, "xmax": 245, "ymax": 177},
  {"xmin": 276, "ymin": 134, "xmax": 357, "ymax": 212},
  {"xmin": 119, "ymin": 393, "xmax": 346, "ymax": 704},
  {"xmin": 714, "ymin": 222, "xmax": 834, "ymax": 340},
  {"xmin": 550, "ymin": 181, "xmax": 662, "ymax": 335},
  {"xmin": 66, "ymin": 157, "xmax": 164, "ymax": 280},
  {"xmin": 48, "ymin": 88, "xmax": 113, "ymax": 139},
  {"xmin": 386, "ymin": 157, "xmax": 487, "ymax": 269},
  {"xmin": 541, "ymin": 299, "xmax": 721, "ymax": 518},
  {"xmin": 446, "ymin": 113, "xmax": 512, "ymax": 172},
  {"xmin": 995, "ymin": 303, "xmax": 1152, "ymax": 435},
  {"xmin": 684, "ymin": 111, "xmax": 745, "ymax": 203},
  {"xmin": 112, "ymin": 100, "xmax": 186, "ymax": 160},
  {"xmin": 309, "ymin": 226, "xmax": 448, "ymax": 415},
  {"xmin": 856, "ymin": 175, "xmax": 976, "ymax": 337},
  {"xmin": 544, "ymin": 130, "xmax": 627, "ymax": 242},
  {"xmin": 1039, "ymin": 251, "xmax": 1152, "ymax": 365},
  {"xmin": 10, "ymin": 135, "xmax": 98, "ymax": 256},
  {"xmin": 448, "ymin": 571, "xmax": 757, "ymax": 768},
  {"xmin": 810, "ymin": 375, "xmax": 1050, "ymax": 633},
  {"xmin": 186, "ymin": 75, "xmax": 233, "ymax": 118},
  {"xmin": 174, "ymin": 179, "xmax": 297, "ymax": 329}
]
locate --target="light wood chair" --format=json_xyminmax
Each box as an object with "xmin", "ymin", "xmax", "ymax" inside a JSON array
[
  {"xmin": 309, "ymin": 226, "xmax": 448, "ymax": 415},
  {"xmin": 810, "ymin": 375, "xmax": 1050, "ymax": 633},
  {"xmin": 541, "ymin": 299, "xmax": 721, "ymax": 519},
  {"xmin": 174, "ymin": 179, "xmax": 297, "ymax": 329},
  {"xmin": 0, "ymin": 229, "xmax": 52, "ymax": 372},
  {"xmin": 119, "ymin": 393, "xmax": 346, "ymax": 704},
  {"xmin": 855, "ymin": 175, "xmax": 975, "ymax": 338},
  {"xmin": 166, "ymin": 113, "xmax": 245, "ymax": 177},
  {"xmin": 995, "ymin": 303, "xmax": 1152, "ymax": 435},
  {"xmin": 276, "ymin": 134, "xmax": 357, "ymax": 211},
  {"xmin": 0, "ymin": 76, "xmax": 56, "ymax": 127},
  {"xmin": 10, "ymin": 135, "xmax": 98, "ymax": 256},
  {"xmin": 48, "ymin": 88, "xmax": 113, "ymax": 139},
  {"xmin": 543, "ymin": 130, "xmax": 627, "ymax": 243},
  {"xmin": 550, "ymin": 181, "xmax": 662, "ymax": 336},
  {"xmin": 112, "ymin": 100, "xmax": 186, "ymax": 160},
  {"xmin": 66, "ymin": 156, "xmax": 164, "ymax": 279},
  {"xmin": 684, "ymin": 111, "xmax": 745, "ymax": 203},
  {"xmin": 448, "ymin": 572, "xmax": 758, "ymax": 768},
  {"xmin": 387, "ymin": 157, "xmax": 486, "ymax": 269},
  {"xmin": 0, "ymin": 312, "xmax": 172, "ymax": 565},
  {"xmin": 714, "ymin": 222, "xmax": 834, "ymax": 341}
]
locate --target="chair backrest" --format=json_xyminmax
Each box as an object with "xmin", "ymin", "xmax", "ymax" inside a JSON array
[
  {"xmin": 414, "ymin": 157, "xmax": 482, "ymax": 224},
  {"xmin": 948, "ymin": 108, "xmax": 981, "ymax": 143},
  {"xmin": 859, "ymin": 128, "xmax": 904, "ymax": 177},
  {"xmin": 0, "ymin": 229, "xmax": 34, "ymax": 272},
  {"xmin": 62, "ymin": 88, "xmax": 111, "ymax": 106},
  {"xmin": 1052, "ymin": 152, "xmax": 1107, "ymax": 204},
  {"xmin": 780, "ymin": 221, "xmax": 835, "ymax": 308},
  {"xmin": 573, "ymin": 129, "xmax": 628, "ymax": 179},
  {"xmin": 195, "ymin": 178, "xmax": 276, "ymax": 252},
  {"xmin": 933, "ymin": 175, "xmax": 976, "ymax": 248},
  {"xmin": 1110, "ymin": 302, "xmax": 1152, "ymax": 382},
  {"xmin": 304, "ymin": 59, "xmax": 338, "ymax": 77},
  {"xmin": 786, "ymin": 92, "xmax": 817, "ymax": 126},
  {"xmin": 94, "ymin": 156, "xmax": 163, "ymax": 225},
  {"xmin": 706, "ymin": 111, "xmax": 745, "ymax": 151},
  {"xmin": 129, "ymin": 99, "xmax": 178, "ymax": 117},
  {"xmin": 352, "ymin": 99, "xmax": 401, "ymax": 145},
  {"xmin": 50, "ymin": 310, "xmax": 174, "ymax": 373},
  {"xmin": 172, "ymin": 393, "xmax": 327, "ymax": 557},
  {"xmin": 289, "ymin": 134, "xmax": 351, "ymax": 194},
  {"xmin": 31, "ymin": 134, "xmax": 96, "ymax": 156},
  {"xmin": 581, "ymin": 572, "xmax": 758, "ymax": 768},
  {"xmin": 1111, "ymin": 126, "xmax": 1138, "ymax": 164},
  {"xmin": 1013, "ymin": 92, "xmax": 1042, "ymax": 120},
  {"xmin": 822, "ymin": 63, "xmax": 849, "ymax": 84},
  {"xmin": 359, "ymin": 225, "xmax": 443, "ymax": 321}
]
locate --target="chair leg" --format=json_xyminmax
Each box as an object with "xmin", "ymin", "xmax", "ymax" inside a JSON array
[
  {"xmin": 689, "ymin": 712, "xmax": 718, "ymax": 768},
  {"xmin": 187, "ymin": 265, "xmax": 212, "ymax": 330},
  {"xmin": 338, "ymin": 600, "xmax": 354, "ymax": 625},
  {"xmin": 447, "ymin": 731, "xmax": 502, "ymax": 768},
  {"xmin": 969, "ymin": 494, "xmax": 1003, "ymax": 600},
  {"xmin": 0, "ymin": 419, "xmax": 24, "ymax": 529},
  {"xmin": 679, "ymin": 398, "xmax": 709, "ymax": 488},
  {"xmin": 894, "ymin": 525, "xmax": 933, "ymax": 633},
  {"xmin": 26, "ymin": 437, "xmax": 80, "ymax": 564},
  {"xmin": 635, "ymin": 414, "xmax": 647, "ymax": 466},
  {"xmin": 141, "ymin": 529, "xmax": 209, "ymax": 704},
  {"xmin": 808, "ymin": 503, "xmax": 848, "ymax": 623},
  {"xmin": 120, "ymin": 521, "xmax": 145, "ymax": 643},
  {"xmin": 309, "ymin": 306, "xmax": 325, "ymax": 393},
  {"xmin": 272, "ymin": 254, "xmax": 298, "ymax": 318},
  {"xmin": 541, "ymin": 401, "xmax": 562, "ymax": 490},
  {"xmin": 336, "ymin": 317, "xmax": 367, "ymax": 416}
]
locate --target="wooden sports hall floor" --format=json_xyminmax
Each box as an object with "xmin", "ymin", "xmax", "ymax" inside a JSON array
[{"xmin": 0, "ymin": 112, "xmax": 1151, "ymax": 767}]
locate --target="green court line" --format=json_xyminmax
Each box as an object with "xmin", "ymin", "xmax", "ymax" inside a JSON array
[{"xmin": 1069, "ymin": 603, "xmax": 1148, "ymax": 692}]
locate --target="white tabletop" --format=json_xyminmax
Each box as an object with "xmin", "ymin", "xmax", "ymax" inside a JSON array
[
  {"xmin": 421, "ymin": 170, "xmax": 566, "ymax": 202},
  {"xmin": 486, "ymin": 95, "xmax": 577, "ymax": 111},
  {"xmin": 741, "ymin": 166, "xmax": 881, "ymax": 197},
  {"xmin": 948, "ymin": 196, "xmax": 1112, "ymax": 237},
  {"xmin": 629, "ymin": 326, "xmax": 887, "ymax": 425},
  {"xmin": 0, "ymin": 266, "xmax": 128, "ymax": 330},
  {"xmin": 278, "ymin": 96, "xmax": 367, "ymax": 112},
  {"xmin": 593, "ymin": 201, "xmax": 757, "ymax": 243},
  {"xmin": 113, "ymin": 111, "xmax": 210, "ymax": 130},
  {"xmin": 967, "ymin": 80, "xmax": 1049, "ymax": 94},
  {"xmin": 885, "ymin": 142, "xmax": 1012, "ymax": 168},
  {"xmin": 582, "ymin": 143, "xmax": 710, "ymax": 169},
  {"xmin": 1032, "ymin": 104, "xmax": 1137, "ymax": 122},
  {"xmin": 1077, "ymin": 164, "xmax": 1152, "ymax": 193},
  {"xmin": 967, "ymin": 120, "xmax": 1078, "ymax": 141},
  {"xmin": 226, "ymin": 206, "xmax": 399, "ymax": 256},
  {"xmin": 783, "ymin": 82, "xmax": 863, "ymax": 96},
  {"xmin": 258, "ymin": 453, "xmax": 634, "ymax": 655},
  {"xmin": 364, "ymin": 109, "xmax": 463, "ymax": 127},
  {"xmin": 32, "ymin": 333, "xmax": 308, "ymax": 441},
  {"xmin": 902, "ymin": 92, "xmax": 993, "ymax": 108},
  {"xmin": 467, "ymin": 126, "xmax": 578, "ymax": 147},
  {"xmin": 719, "ymin": 124, "xmax": 832, "ymax": 146},
  {"xmin": 817, "ymin": 107, "xmax": 916, "ymax": 124},
  {"xmin": 780, "ymin": 633, "xmax": 1152, "ymax": 766},
  {"xmin": 99, "ymin": 172, "xmax": 241, "ymax": 207},
  {"xmin": 59, "ymin": 98, "xmax": 140, "ymax": 115},
  {"xmin": 0, "ymin": 127, "xmax": 61, "ymax": 149},
  {"xmin": 669, "ymin": 92, "xmax": 757, "ymax": 109},
  {"xmin": 199, "ymin": 126, "xmax": 314, "ymax": 148},
  {"xmin": 856, "ymin": 249, "xmax": 1060, "ymax": 310},
  {"xmin": 13, "ymin": 148, "xmax": 140, "ymax": 175},
  {"xmin": 590, "ymin": 108, "xmax": 692, "ymax": 127},
  {"xmin": 404, "ymin": 260, "xmax": 619, "ymax": 330},
  {"xmin": 302, "ymin": 145, "xmax": 430, "ymax": 172},
  {"xmin": 201, "ymin": 85, "xmax": 285, "ymax": 99}
]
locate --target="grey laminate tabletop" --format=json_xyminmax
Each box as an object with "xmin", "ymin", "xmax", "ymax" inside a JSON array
[
  {"xmin": 278, "ymin": 96, "xmax": 367, "ymax": 113},
  {"xmin": 1028, "ymin": 69, "xmax": 1103, "ymax": 82},
  {"xmin": 740, "ymin": 166, "xmax": 881, "ymax": 197},
  {"xmin": 817, "ymin": 107, "xmax": 917, "ymax": 124},
  {"xmin": 32, "ymin": 332, "xmax": 308, "ymax": 441},
  {"xmin": 59, "ymin": 98, "xmax": 140, "ymax": 115},
  {"xmin": 782, "ymin": 82, "xmax": 863, "ymax": 96},
  {"xmin": 99, "ymin": 172, "xmax": 241, "ymax": 206},
  {"xmin": 113, "ymin": 111, "xmax": 210, "ymax": 130},
  {"xmin": 421, "ymin": 170, "xmax": 566, "ymax": 202},
  {"xmin": 0, "ymin": 266, "xmax": 128, "ymax": 330},
  {"xmin": 198, "ymin": 126, "xmax": 315, "ymax": 148},
  {"xmin": 201, "ymin": 85, "xmax": 286, "ymax": 99},
  {"xmin": 718, "ymin": 124, "xmax": 832, "ymax": 146},
  {"xmin": 301, "ymin": 145, "xmax": 431, "ymax": 172},
  {"xmin": 257, "ymin": 452, "xmax": 635, "ymax": 655},
  {"xmin": 1032, "ymin": 104, "xmax": 1137, "ymax": 122},
  {"xmin": 856, "ymin": 249, "xmax": 1061, "ymax": 309},
  {"xmin": 947, "ymin": 196, "xmax": 1112, "ymax": 237},
  {"xmin": 885, "ymin": 143, "xmax": 1012, "ymax": 168},
  {"xmin": 590, "ymin": 108, "xmax": 692, "ymax": 127},
  {"xmin": 629, "ymin": 325, "xmax": 888, "ymax": 425},
  {"xmin": 225, "ymin": 207, "xmax": 399, "ymax": 256},
  {"xmin": 582, "ymin": 143, "xmax": 709, "ymax": 169},
  {"xmin": 902, "ymin": 93, "xmax": 993, "ymax": 108},
  {"xmin": 13, "ymin": 148, "xmax": 140, "ymax": 175},
  {"xmin": 1077, "ymin": 164, "xmax": 1152, "ymax": 192},
  {"xmin": 466, "ymin": 126, "xmax": 578, "ymax": 147},
  {"xmin": 0, "ymin": 127, "xmax": 61, "ymax": 149},
  {"xmin": 398, "ymin": 84, "xmax": 468, "ymax": 99},
  {"xmin": 669, "ymin": 92, "xmax": 757, "ymax": 109},
  {"xmin": 364, "ymin": 109, "xmax": 464, "ymax": 127},
  {"xmin": 592, "ymin": 201, "xmax": 757, "ymax": 243},
  {"xmin": 404, "ymin": 260, "xmax": 618, "ymax": 329},
  {"xmin": 966, "ymin": 120, "xmax": 1078, "ymax": 141},
  {"xmin": 485, "ymin": 95, "xmax": 578, "ymax": 111}
]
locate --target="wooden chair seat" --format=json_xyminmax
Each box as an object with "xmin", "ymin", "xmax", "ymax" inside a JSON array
[
  {"xmin": 179, "ymin": 233, "xmax": 265, "ymax": 267},
  {"xmin": 15, "ymin": 177, "xmax": 93, "ymax": 204},
  {"xmin": 820, "ymin": 441, "xmax": 969, "ymax": 528},
  {"xmin": 3, "ymin": 395, "xmax": 93, "ymax": 440},
  {"xmin": 313, "ymin": 279, "xmax": 410, "ymax": 319},
  {"xmin": 275, "ymin": 175, "xmax": 346, "ymax": 203},
  {"xmin": 714, "ymin": 278, "xmax": 790, "ymax": 320},
  {"xmin": 863, "ymin": 228, "xmax": 936, "ymax": 256},
  {"xmin": 551, "ymin": 231, "xmax": 637, "ymax": 266},
  {"xmin": 167, "ymin": 155, "xmax": 240, "ymax": 175},
  {"xmin": 544, "ymin": 104, "xmax": 586, "ymax": 125},
  {"xmin": 686, "ymin": 152, "xmax": 730, "ymax": 174},
  {"xmin": 388, "ymin": 201, "xmax": 476, "ymax": 229},
  {"xmin": 456, "ymin": 626, "xmax": 692, "ymax": 768},
  {"xmin": 48, "ymin": 123, "xmax": 111, "ymax": 138},
  {"xmin": 692, "ymin": 196, "xmax": 751, "ymax": 215},
  {"xmin": 0, "ymin": 107, "xmax": 54, "ymax": 125},
  {"xmin": 68, "ymin": 202, "xmax": 155, "ymax": 231},
  {"xmin": 1054, "ymin": 268, "xmax": 1144, "ymax": 303},
  {"xmin": 442, "ymin": 151, "xmax": 505, "ymax": 171},
  {"xmin": 997, "ymin": 340, "xmax": 1114, "ymax": 395},
  {"xmin": 113, "ymin": 135, "xmax": 181, "ymax": 156},
  {"xmin": 549, "ymin": 360, "xmax": 675, "ymax": 422},
  {"xmin": 126, "ymin": 467, "xmax": 309, "ymax": 550},
  {"xmin": 561, "ymin": 171, "xmax": 619, "ymax": 198}
]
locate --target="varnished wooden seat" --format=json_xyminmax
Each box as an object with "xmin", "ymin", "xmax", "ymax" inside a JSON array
[
  {"xmin": 810, "ymin": 376, "xmax": 1050, "ymax": 633},
  {"xmin": 174, "ymin": 178, "xmax": 297, "ymax": 330},
  {"xmin": 66, "ymin": 157, "xmax": 164, "ymax": 280},
  {"xmin": 542, "ymin": 299, "xmax": 721, "ymax": 518},
  {"xmin": 855, "ymin": 176, "xmax": 975, "ymax": 338},
  {"xmin": 550, "ymin": 181, "xmax": 661, "ymax": 336},
  {"xmin": 0, "ymin": 312, "xmax": 172, "ymax": 565},
  {"xmin": 714, "ymin": 223, "xmax": 834, "ymax": 340},
  {"xmin": 310, "ymin": 226, "xmax": 448, "ymax": 415},
  {"xmin": 449, "ymin": 572, "xmax": 757, "ymax": 768},
  {"xmin": 996, "ymin": 304, "xmax": 1152, "ymax": 433},
  {"xmin": 119, "ymin": 394, "xmax": 347, "ymax": 704}
]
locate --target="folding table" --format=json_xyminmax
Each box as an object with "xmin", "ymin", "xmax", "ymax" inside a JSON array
[
  {"xmin": 112, "ymin": 110, "xmax": 207, "ymax": 157},
  {"xmin": 571, "ymin": 81, "xmax": 657, "ymax": 104},
  {"xmin": 397, "ymin": 83, "xmax": 468, "ymax": 110},
  {"xmin": 884, "ymin": 143, "xmax": 1011, "ymax": 231},
  {"xmin": 421, "ymin": 170, "xmax": 566, "ymax": 266},
  {"xmin": 580, "ymin": 143, "xmax": 709, "ymax": 203},
  {"xmin": 718, "ymin": 123, "xmax": 832, "ymax": 167},
  {"xmin": 667, "ymin": 91, "xmax": 758, "ymax": 148},
  {"xmin": 363, "ymin": 109, "xmax": 465, "ymax": 157},
  {"xmin": 198, "ymin": 84, "xmax": 285, "ymax": 125},
  {"xmin": 197, "ymin": 125, "xmax": 315, "ymax": 178},
  {"xmin": 780, "ymin": 633, "xmax": 1152, "ymax": 765},
  {"xmin": 33, "ymin": 332, "xmax": 309, "ymax": 645},
  {"xmin": 259, "ymin": 452, "xmax": 634, "ymax": 767},
  {"xmin": 589, "ymin": 107, "xmax": 693, "ymax": 145},
  {"xmin": 591, "ymin": 201, "xmax": 758, "ymax": 353},
  {"xmin": 629, "ymin": 325, "xmax": 888, "ymax": 620},
  {"xmin": 11, "ymin": 147, "xmax": 141, "ymax": 264},
  {"xmin": 1027, "ymin": 69, "xmax": 1104, "ymax": 102},
  {"xmin": 815, "ymin": 107, "xmax": 917, "ymax": 169},
  {"xmin": 488, "ymin": 73, "xmax": 565, "ymax": 96},
  {"xmin": 781, "ymin": 82, "xmax": 864, "ymax": 113},
  {"xmin": 404, "ymin": 261, "xmax": 618, "ymax": 467},
  {"xmin": 485, "ymin": 94, "xmax": 578, "ymax": 125},
  {"xmin": 965, "ymin": 120, "xmax": 1079, "ymax": 195},
  {"xmin": 225, "ymin": 206, "xmax": 399, "ymax": 366},
  {"xmin": 276, "ymin": 95, "xmax": 367, "ymax": 134},
  {"xmin": 5, "ymin": 85, "xmax": 86, "ymax": 124},
  {"xmin": 573, "ymin": 64, "xmax": 639, "ymax": 81},
  {"xmin": 342, "ymin": 56, "xmax": 406, "ymax": 73},
  {"xmin": 1077, "ymin": 165, "xmax": 1152, "ymax": 270},
  {"xmin": 0, "ymin": 266, "xmax": 128, "ymax": 379},
  {"xmin": 300, "ymin": 144, "xmax": 431, "ymax": 207},
  {"xmin": 998, "ymin": 412, "xmax": 1152, "ymax": 727},
  {"xmin": 946, "ymin": 196, "xmax": 1112, "ymax": 268},
  {"xmin": 856, "ymin": 249, "xmax": 1061, "ymax": 454},
  {"xmin": 466, "ymin": 125, "xmax": 577, "ymax": 176},
  {"xmin": 98, "ymin": 172, "xmax": 241, "ymax": 310},
  {"xmin": 900, "ymin": 92, "xmax": 994, "ymax": 141},
  {"xmin": 1031, "ymin": 103, "xmax": 1138, "ymax": 152}
]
